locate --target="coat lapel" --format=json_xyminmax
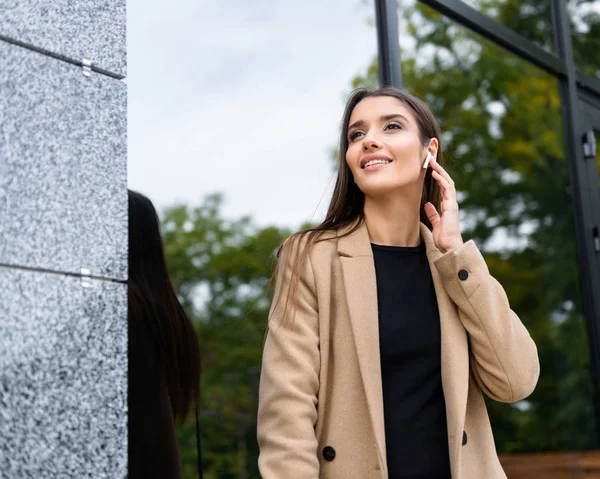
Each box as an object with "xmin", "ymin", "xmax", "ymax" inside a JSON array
[
  {"xmin": 420, "ymin": 223, "xmax": 469, "ymax": 469},
  {"xmin": 337, "ymin": 222, "xmax": 387, "ymax": 470}
]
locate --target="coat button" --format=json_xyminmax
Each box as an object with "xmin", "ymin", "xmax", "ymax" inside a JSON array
[
  {"xmin": 458, "ymin": 269, "xmax": 469, "ymax": 281},
  {"xmin": 462, "ymin": 431, "xmax": 468, "ymax": 445},
  {"xmin": 322, "ymin": 446, "xmax": 336, "ymax": 461}
]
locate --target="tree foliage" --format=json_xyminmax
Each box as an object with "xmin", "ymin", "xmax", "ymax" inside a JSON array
[{"xmin": 163, "ymin": 194, "xmax": 290, "ymax": 478}]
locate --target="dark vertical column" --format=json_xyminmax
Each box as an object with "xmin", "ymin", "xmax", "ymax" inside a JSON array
[{"xmin": 374, "ymin": 0, "xmax": 403, "ymax": 88}]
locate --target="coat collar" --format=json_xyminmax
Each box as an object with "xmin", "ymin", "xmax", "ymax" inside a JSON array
[
  {"xmin": 336, "ymin": 219, "xmax": 441, "ymax": 258},
  {"xmin": 336, "ymin": 219, "xmax": 372, "ymax": 257},
  {"xmin": 336, "ymin": 220, "xmax": 468, "ymax": 473}
]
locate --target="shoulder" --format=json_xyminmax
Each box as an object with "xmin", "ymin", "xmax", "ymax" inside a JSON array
[
  {"xmin": 279, "ymin": 228, "xmax": 340, "ymax": 266},
  {"xmin": 278, "ymin": 230, "xmax": 338, "ymax": 256}
]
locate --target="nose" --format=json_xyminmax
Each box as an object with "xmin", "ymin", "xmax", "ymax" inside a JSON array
[{"xmin": 362, "ymin": 130, "xmax": 382, "ymax": 151}]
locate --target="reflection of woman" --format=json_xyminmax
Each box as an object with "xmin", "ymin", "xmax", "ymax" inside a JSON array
[
  {"xmin": 128, "ymin": 190, "xmax": 201, "ymax": 479},
  {"xmin": 257, "ymin": 87, "xmax": 540, "ymax": 478}
]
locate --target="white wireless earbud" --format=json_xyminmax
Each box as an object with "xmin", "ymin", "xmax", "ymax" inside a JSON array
[{"xmin": 423, "ymin": 152, "xmax": 434, "ymax": 169}]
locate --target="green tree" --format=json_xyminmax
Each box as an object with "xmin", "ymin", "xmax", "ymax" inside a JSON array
[{"xmin": 162, "ymin": 194, "xmax": 290, "ymax": 479}]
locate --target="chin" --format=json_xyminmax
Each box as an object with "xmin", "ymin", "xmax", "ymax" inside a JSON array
[{"xmin": 357, "ymin": 178, "xmax": 411, "ymax": 197}]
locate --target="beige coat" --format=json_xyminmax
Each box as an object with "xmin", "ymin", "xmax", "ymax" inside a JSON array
[{"xmin": 257, "ymin": 221, "xmax": 540, "ymax": 478}]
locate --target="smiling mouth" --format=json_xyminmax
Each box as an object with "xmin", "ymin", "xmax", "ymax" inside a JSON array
[{"xmin": 362, "ymin": 159, "xmax": 392, "ymax": 169}]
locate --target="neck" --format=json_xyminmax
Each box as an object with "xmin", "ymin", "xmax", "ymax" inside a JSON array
[{"xmin": 363, "ymin": 188, "xmax": 422, "ymax": 247}]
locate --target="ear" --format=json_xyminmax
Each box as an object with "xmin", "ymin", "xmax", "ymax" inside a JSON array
[{"xmin": 426, "ymin": 137, "xmax": 439, "ymax": 160}]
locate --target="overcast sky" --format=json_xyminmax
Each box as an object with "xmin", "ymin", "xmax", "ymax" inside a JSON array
[{"xmin": 127, "ymin": 0, "xmax": 377, "ymax": 229}]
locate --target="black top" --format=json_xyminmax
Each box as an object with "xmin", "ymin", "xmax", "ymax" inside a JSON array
[{"xmin": 371, "ymin": 242, "xmax": 451, "ymax": 479}]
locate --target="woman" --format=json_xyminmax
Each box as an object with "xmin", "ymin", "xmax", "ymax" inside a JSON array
[
  {"xmin": 257, "ymin": 87, "xmax": 539, "ymax": 479},
  {"xmin": 128, "ymin": 190, "xmax": 201, "ymax": 478}
]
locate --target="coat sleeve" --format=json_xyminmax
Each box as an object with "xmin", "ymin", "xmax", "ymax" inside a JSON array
[
  {"xmin": 433, "ymin": 240, "xmax": 540, "ymax": 403},
  {"xmin": 257, "ymin": 238, "xmax": 320, "ymax": 478}
]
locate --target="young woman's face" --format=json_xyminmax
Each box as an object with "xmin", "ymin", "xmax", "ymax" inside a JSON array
[{"xmin": 345, "ymin": 96, "xmax": 430, "ymax": 197}]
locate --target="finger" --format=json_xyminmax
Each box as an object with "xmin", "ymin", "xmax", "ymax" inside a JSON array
[
  {"xmin": 431, "ymin": 161, "xmax": 453, "ymax": 186},
  {"xmin": 424, "ymin": 202, "xmax": 441, "ymax": 228},
  {"xmin": 432, "ymin": 170, "xmax": 453, "ymax": 197},
  {"xmin": 430, "ymin": 157, "xmax": 455, "ymax": 187},
  {"xmin": 432, "ymin": 172, "xmax": 459, "ymax": 210},
  {"xmin": 441, "ymin": 197, "xmax": 459, "ymax": 213}
]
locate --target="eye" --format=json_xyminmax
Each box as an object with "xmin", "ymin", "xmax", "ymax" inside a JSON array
[
  {"xmin": 349, "ymin": 130, "xmax": 364, "ymax": 141},
  {"xmin": 385, "ymin": 122, "xmax": 402, "ymax": 130}
]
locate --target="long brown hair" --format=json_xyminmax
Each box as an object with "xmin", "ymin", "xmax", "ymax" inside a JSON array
[
  {"xmin": 270, "ymin": 87, "xmax": 444, "ymax": 324},
  {"xmin": 128, "ymin": 189, "xmax": 201, "ymax": 424}
]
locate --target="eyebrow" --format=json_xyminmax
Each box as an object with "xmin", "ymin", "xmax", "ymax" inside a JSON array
[{"xmin": 348, "ymin": 114, "xmax": 410, "ymax": 132}]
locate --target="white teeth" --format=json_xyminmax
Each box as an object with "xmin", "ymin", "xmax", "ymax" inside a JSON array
[{"xmin": 364, "ymin": 159, "xmax": 391, "ymax": 168}]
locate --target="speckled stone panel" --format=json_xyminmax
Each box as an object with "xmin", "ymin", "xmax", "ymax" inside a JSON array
[
  {"xmin": 0, "ymin": 0, "xmax": 125, "ymax": 77},
  {"xmin": 0, "ymin": 266, "xmax": 127, "ymax": 478},
  {"xmin": 0, "ymin": 41, "xmax": 127, "ymax": 281}
]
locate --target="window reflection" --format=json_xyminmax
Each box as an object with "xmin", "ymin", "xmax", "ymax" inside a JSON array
[
  {"xmin": 569, "ymin": 0, "xmax": 600, "ymax": 78},
  {"xmin": 460, "ymin": 0, "xmax": 555, "ymax": 52}
]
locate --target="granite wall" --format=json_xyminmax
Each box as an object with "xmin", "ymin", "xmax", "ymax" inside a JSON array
[{"xmin": 0, "ymin": 1, "xmax": 128, "ymax": 477}]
